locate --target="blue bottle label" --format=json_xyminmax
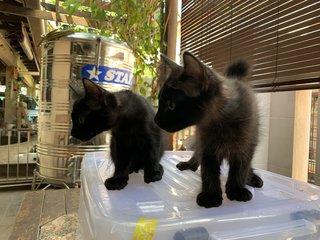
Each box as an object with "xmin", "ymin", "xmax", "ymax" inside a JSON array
[{"xmin": 81, "ymin": 64, "xmax": 132, "ymax": 87}]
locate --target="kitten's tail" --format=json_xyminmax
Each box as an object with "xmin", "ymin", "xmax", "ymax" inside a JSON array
[{"xmin": 225, "ymin": 60, "xmax": 249, "ymax": 80}]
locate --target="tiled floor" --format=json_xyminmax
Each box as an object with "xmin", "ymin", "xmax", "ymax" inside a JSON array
[
  {"xmin": 0, "ymin": 190, "xmax": 27, "ymax": 240},
  {"xmin": 8, "ymin": 189, "xmax": 80, "ymax": 240}
]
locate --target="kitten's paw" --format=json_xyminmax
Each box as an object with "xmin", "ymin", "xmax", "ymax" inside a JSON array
[
  {"xmin": 226, "ymin": 187, "xmax": 252, "ymax": 202},
  {"xmin": 144, "ymin": 172, "xmax": 162, "ymax": 183},
  {"xmin": 104, "ymin": 177, "xmax": 128, "ymax": 190},
  {"xmin": 144, "ymin": 164, "xmax": 164, "ymax": 184},
  {"xmin": 197, "ymin": 192, "xmax": 223, "ymax": 208},
  {"xmin": 247, "ymin": 173, "xmax": 263, "ymax": 188},
  {"xmin": 176, "ymin": 161, "xmax": 198, "ymax": 171}
]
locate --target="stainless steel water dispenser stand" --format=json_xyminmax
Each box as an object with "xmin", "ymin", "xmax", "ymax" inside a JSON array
[{"xmin": 32, "ymin": 154, "xmax": 82, "ymax": 190}]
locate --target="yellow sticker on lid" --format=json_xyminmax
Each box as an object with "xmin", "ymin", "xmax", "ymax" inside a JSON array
[{"xmin": 132, "ymin": 217, "xmax": 157, "ymax": 240}]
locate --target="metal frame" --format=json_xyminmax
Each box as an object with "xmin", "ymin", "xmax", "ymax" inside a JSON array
[
  {"xmin": 0, "ymin": 128, "xmax": 37, "ymax": 188},
  {"xmin": 32, "ymin": 154, "xmax": 82, "ymax": 190}
]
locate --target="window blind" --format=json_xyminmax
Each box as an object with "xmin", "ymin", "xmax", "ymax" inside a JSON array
[{"xmin": 181, "ymin": 0, "xmax": 320, "ymax": 92}]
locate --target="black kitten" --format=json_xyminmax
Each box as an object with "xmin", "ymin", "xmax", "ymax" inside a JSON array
[
  {"xmin": 71, "ymin": 78, "xmax": 164, "ymax": 190},
  {"xmin": 155, "ymin": 52, "xmax": 263, "ymax": 208}
]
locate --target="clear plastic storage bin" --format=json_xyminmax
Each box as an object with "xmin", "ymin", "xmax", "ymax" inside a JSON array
[{"xmin": 79, "ymin": 151, "xmax": 320, "ymax": 240}]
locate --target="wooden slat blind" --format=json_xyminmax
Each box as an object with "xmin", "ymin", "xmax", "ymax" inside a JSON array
[{"xmin": 181, "ymin": 0, "xmax": 320, "ymax": 92}]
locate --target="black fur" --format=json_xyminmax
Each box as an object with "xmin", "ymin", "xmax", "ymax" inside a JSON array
[
  {"xmin": 71, "ymin": 78, "xmax": 164, "ymax": 190},
  {"xmin": 224, "ymin": 60, "xmax": 249, "ymax": 79},
  {"xmin": 155, "ymin": 52, "xmax": 263, "ymax": 208}
]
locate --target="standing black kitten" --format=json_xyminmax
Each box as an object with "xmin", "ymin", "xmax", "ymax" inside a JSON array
[
  {"xmin": 155, "ymin": 52, "xmax": 263, "ymax": 208},
  {"xmin": 71, "ymin": 78, "xmax": 164, "ymax": 190}
]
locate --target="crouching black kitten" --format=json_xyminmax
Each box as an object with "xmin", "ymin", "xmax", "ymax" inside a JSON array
[{"xmin": 71, "ymin": 78, "xmax": 164, "ymax": 190}]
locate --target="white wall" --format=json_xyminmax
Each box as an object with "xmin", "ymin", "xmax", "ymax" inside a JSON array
[{"xmin": 267, "ymin": 92, "xmax": 296, "ymax": 177}]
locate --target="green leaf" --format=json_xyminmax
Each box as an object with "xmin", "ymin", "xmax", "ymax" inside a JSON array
[{"xmin": 140, "ymin": 87, "xmax": 147, "ymax": 96}]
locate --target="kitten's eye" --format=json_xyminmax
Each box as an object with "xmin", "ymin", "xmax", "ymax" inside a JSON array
[
  {"xmin": 79, "ymin": 116, "xmax": 85, "ymax": 124},
  {"xmin": 167, "ymin": 100, "xmax": 176, "ymax": 111}
]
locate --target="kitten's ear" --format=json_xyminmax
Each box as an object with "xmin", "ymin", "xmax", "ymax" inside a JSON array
[
  {"xmin": 158, "ymin": 54, "xmax": 182, "ymax": 87},
  {"xmin": 82, "ymin": 78, "xmax": 110, "ymax": 110},
  {"xmin": 82, "ymin": 78, "xmax": 103, "ymax": 99},
  {"xmin": 160, "ymin": 54, "xmax": 181, "ymax": 70},
  {"xmin": 103, "ymin": 92, "xmax": 119, "ymax": 110},
  {"xmin": 183, "ymin": 52, "xmax": 204, "ymax": 80},
  {"xmin": 179, "ymin": 52, "xmax": 207, "ymax": 97}
]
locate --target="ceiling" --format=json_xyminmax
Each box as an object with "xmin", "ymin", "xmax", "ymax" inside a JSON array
[
  {"xmin": 0, "ymin": 0, "xmax": 43, "ymax": 85},
  {"xmin": 0, "ymin": 0, "xmax": 101, "ymax": 86}
]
